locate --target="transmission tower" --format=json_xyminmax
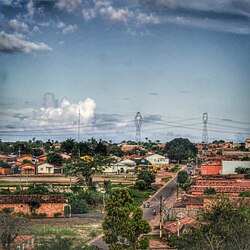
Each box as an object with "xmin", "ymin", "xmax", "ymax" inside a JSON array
[
  {"xmin": 202, "ymin": 112, "xmax": 208, "ymax": 144},
  {"xmin": 135, "ymin": 112, "xmax": 142, "ymax": 142}
]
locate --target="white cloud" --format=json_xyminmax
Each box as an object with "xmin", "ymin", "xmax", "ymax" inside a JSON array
[
  {"xmin": 56, "ymin": 0, "xmax": 82, "ymax": 13},
  {"xmin": 0, "ymin": 31, "xmax": 52, "ymax": 53},
  {"xmin": 59, "ymin": 40, "xmax": 65, "ymax": 45},
  {"xmin": 57, "ymin": 21, "xmax": 65, "ymax": 29},
  {"xmin": 8, "ymin": 19, "xmax": 29, "ymax": 33},
  {"xmin": 99, "ymin": 6, "xmax": 132, "ymax": 22},
  {"xmin": 62, "ymin": 24, "xmax": 78, "ymax": 34},
  {"xmin": 136, "ymin": 13, "xmax": 160, "ymax": 25},
  {"xmin": 26, "ymin": 0, "xmax": 34, "ymax": 18},
  {"xmin": 36, "ymin": 97, "xmax": 96, "ymax": 124},
  {"xmin": 32, "ymin": 26, "xmax": 40, "ymax": 33}
]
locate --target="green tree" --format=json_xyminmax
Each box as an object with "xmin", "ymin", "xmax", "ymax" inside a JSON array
[
  {"xmin": 235, "ymin": 167, "xmax": 250, "ymax": 174},
  {"xmin": 107, "ymin": 144, "xmax": 124, "ymax": 157},
  {"xmin": 177, "ymin": 170, "xmax": 189, "ymax": 184},
  {"xmin": 204, "ymin": 187, "xmax": 216, "ymax": 195},
  {"xmin": 47, "ymin": 153, "xmax": 63, "ymax": 166},
  {"xmin": 165, "ymin": 138, "xmax": 197, "ymax": 162},
  {"xmin": 61, "ymin": 138, "xmax": 76, "ymax": 154},
  {"xmin": 65, "ymin": 156, "xmax": 110, "ymax": 187},
  {"xmin": 103, "ymin": 188, "xmax": 151, "ymax": 249},
  {"xmin": 170, "ymin": 197, "xmax": 250, "ymax": 250},
  {"xmin": 137, "ymin": 171, "xmax": 155, "ymax": 189}
]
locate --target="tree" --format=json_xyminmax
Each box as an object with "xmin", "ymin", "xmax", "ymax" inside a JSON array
[
  {"xmin": 165, "ymin": 138, "xmax": 197, "ymax": 162},
  {"xmin": 137, "ymin": 171, "xmax": 155, "ymax": 189},
  {"xmin": 177, "ymin": 170, "xmax": 189, "ymax": 184},
  {"xmin": 61, "ymin": 138, "xmax": 76, "ymax": 154},
  {"xmin": 47, "ymin": 153, "xmax": 63, "ymax": 166},
  {"xmin": 103, "ymin": 188, "xmax": 151, "ymax": 249},
  {"xmin": 204, "ymin": 187, "xmax": 216, "ymax": 195},
  {"xmin": 0, "ymin": 212, "xmax": 29, "ymax": 250},
  {"xmin": 107, "ymin": 145, "xmax": 124, "ymax": 157},
  {"xmin": 170, "ymin": 197, "xmax": 250, "ymax": 250},
  {"xmin": 235, "ymin": 167, "xmax": 250, "ymax": 174},
  {"xmin": 65, "ymin": 156, "xmax": 110, "ymax": 187}
]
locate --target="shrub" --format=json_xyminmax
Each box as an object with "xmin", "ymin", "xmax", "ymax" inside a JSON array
[
  {"xmin": 70, "ymin": 185, "xmax": 82, "ymax": 193},
  {"xmin": 204, "ymin": 187, "xmax": 216, "ymax": 195},
  {"xmin": 137, "ymin": 171, "xmax": 155, "ymax": 189},
  {"xmin": 54, "ymin": 212, "xmax": 62, "ymax": 218},
  {"xmin": 134, "ymin": 180, "xmax": 147, "ymax": 190},
  {"xmin": 64, "ymin": 205, "xmax": 71, "ymax": 217},
  {"xmin": 31, "ymin": 212, "xmax": 47, "ymax": 218},
  {"xmin": 1, "ymin": 207, "xmax": 14, "ymax": 214}
]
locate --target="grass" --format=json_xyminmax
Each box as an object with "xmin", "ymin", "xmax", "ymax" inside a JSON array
[
  {"xmin": 33, "ymin": 225, "xmax": 79, "ymax": 236},
  {"xmin": 161, "ymin": 177, "xmax": 171, "ymax": 182}
]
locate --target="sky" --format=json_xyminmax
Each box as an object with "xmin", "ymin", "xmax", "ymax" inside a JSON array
[{"xmin": 0, "ymin": 0, "xmax": 250, "ymax": 143}]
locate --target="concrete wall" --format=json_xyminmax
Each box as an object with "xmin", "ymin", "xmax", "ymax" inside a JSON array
[{"xmin": 222, "ymin": 161, "xmax": 250, "ymax": 174}]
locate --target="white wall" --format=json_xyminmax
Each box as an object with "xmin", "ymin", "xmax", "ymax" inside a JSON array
[
  {"xmin": 222, "ymin": 161, "xmax": 250, "ymax": 174},
  {"xmin": 37, "ymin": 163, "xmax": 54, "ymax": 174}
]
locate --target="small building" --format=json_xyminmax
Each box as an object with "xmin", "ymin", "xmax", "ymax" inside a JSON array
[
  {"xmin": 146, "ymin": 154, "xmax": 169, "ymax": 169},
  {"xmin": 17, "ymin": 155, "xmax": 33, "ymax": 164},
  {"xmin": 103, "ymin": 159, "xmax": 136, "ymax": 174},
  {"xmin": 37, "ymin": 163, "xmax": 54, "ymax": 174},
  {"xmin": 199, "ymin": 163, "xmax": 222, "ymax": 175},
  {"xmin": 36, "ymin": 154, "xmax": 48, "ymax": 164},
  {"xmin": 222, "ymin": 161, "xmax": 250, "ymax": 174},
  {"xmin": 0, "ymin": 194, "xmax": 69, "ymax": 217},
  {"xmin": 19, "ymin": 163, "xmax": 36, "ymax": 175},
  {"xmin": 166, "ymin": 217, "xmax": 195, "ymax": 236}
]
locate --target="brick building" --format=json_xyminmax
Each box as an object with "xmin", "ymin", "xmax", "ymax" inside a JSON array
[{"xmin": 0, "ymin": 194, "xmax": 69, "ymax": 217}]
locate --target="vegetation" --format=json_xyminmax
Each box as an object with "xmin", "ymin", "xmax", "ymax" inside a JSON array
[
  {"xmin": 177, "ymin": 170, "xmax": 189, "ymax": 184},
  {"xmin": 137, "ymin": 171, "xmax": 155, "ymax": 189},
  {"xmin": 47, "ymin": 153, "xmax": 63, "ymax": 166},
  {"xmin": 165, "ymin": 138, "xmax": 197, "ymax": 162},
  {"xmin": 169, "ymin": 197, "xmax": 250, "ymax": 250},
  {"xmin": 103, "ymin": 188, "xmax": 151, "ymax": 249},
  {"xmin": 170, "ymin": 164, "xmax": 180, "ymax": 172},
  {"xmin": 204, "ymin": 187, "xmax": 216, "ymax": 195},
  {"xmin": 0, "ymin": 212, "xmax": 29, "ymax": 250}
]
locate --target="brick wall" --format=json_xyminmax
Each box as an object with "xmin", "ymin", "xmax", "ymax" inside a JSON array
[
  {"xmin": 168, "ymin": 207, "xmax": 201, "ymax": 219},
  {"xmin": 190, "ymin": 186, "xmax": 250, "ymax": 194},
  {"xmin": 0, "ymin": 203, "xmax": 66, "ymax": 217}
]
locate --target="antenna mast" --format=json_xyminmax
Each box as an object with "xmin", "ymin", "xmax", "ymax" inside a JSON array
[{"xmin": 135, "ymin": 112, "xmax": 143, "ymax": 142}]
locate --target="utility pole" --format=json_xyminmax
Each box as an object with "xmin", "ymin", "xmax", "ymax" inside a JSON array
[
  {"xmin": 159, "ymin": 196, "xmax": 163, "ymax": 238},
  {"xmin": 78, "ymin": 110, "xmax": 81, "ymax": 158}
]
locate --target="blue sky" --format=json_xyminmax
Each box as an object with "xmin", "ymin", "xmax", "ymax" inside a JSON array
[{"xmin": 0, "ymin": 0, "xmax": 250, "ymax": 142}]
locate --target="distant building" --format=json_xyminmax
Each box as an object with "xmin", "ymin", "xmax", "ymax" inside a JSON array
[
  {"xmin": 19, "ymin": 163, "xmax": 36, "ymax": 175},
  {"xmin": 37, "ymin": 163, "xmax": 54, "ymax": 174},
  {"xmin": 103, "ymin": 159, "xmax": 136, "ymax": 174},
  {"xmin": 199, "ymin": 163, "xmax": 222, "ymax": 175},
  {"xmin": 145, "ymin": 154, "xmax": 169, "ymax": 169},
  {"xmin": 222, "ymin": 161, "xmax": 250, "ymax": 174}
]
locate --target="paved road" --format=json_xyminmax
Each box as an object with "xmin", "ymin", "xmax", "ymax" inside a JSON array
[
  {"xmin": 142, "ymin": 178, "xmax": 178, "ymax": 223},
  {"xmin": 88, "ymin": 177, "xmax": 179, "ymax": 249}
]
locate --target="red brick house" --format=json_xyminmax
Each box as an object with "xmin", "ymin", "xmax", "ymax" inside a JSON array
[
  {"xmin": 199, "ymin": 163, "xmax": 222, "ymax": 175},
  {"xmin": 0, "ymin": 194, "xmax": 69, "ymax": 217}
]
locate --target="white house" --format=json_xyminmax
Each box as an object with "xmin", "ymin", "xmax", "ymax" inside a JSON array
[
  {"xmin": 222, "ymin": 161, "xmax": 250, "ymax": 174},
  {"xmin": 103, "ymin": 159, "xmax": 136, "ymax": 174},
  {"xmin": 146, "ymin": 154, "xmax": 169, "ymax": 169},
  {"xmin": 37, "ymin": 163, "xmax": 54, "ymax": 174}
]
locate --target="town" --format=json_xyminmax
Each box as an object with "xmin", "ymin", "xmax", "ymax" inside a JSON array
[{"xmin": 0, "ymin": 137, "xmax": 249, "ymax": 249}]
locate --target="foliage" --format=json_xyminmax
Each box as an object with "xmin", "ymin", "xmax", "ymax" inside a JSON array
[
  {"xmin": 61, "ymin": 138, "xmax": 76, "ymax": 154},
  {"xmin": 107, "ymin": 144, "xmax": 124, "ymax": 157},
  {"xmin": 35, "ymin": 236, "xmax": 75, "ymax": 250},
  {"xmin": 103, "ymin": 188, "xmax": 151, "ymax": 249},
  {"xmin": 177, "ymin": 170, "xmax": 189, "ymax": 184},
  {"xmin": 239, "ymin": 191, "xmax": 250, "ymax": 197},
  {"xmin": 65, "ymin": 156, "xmax": 114, "ymax": 187},
  {"xmin": 169, "ymin": 197, "xmax": 250, "ymax": 250},
  {"xmin": 0, "ymin": 212, "xmax": 29, "ymax": 250},
  {"xmin": 165, "ymin": 138, "xmax": 197, "ymax": 162},
  {"xmin": 104, "ymin": 180, "xmax": 112, "ymax": 193},
  {"xmin": 33, "ymin": 225, "xmax": 77, "ymax": 236},
  {"xmin": 235, "ymin": 167, "xmax": 250, "ymax": 174},
  {"xmin": 204, "ymin": 187, "xmax": 216, "ymax": 195},
  {"xmin": 27, "ymin": 201, "xmax": 41, "ymax": 213},
  {"xmin": 47, "ymin": 153, "xmax": 63, "ymax": 166},
  {"xmin": 170, "ymin": 164, "xmax": 180, "ymax": 172},
  {"xmin": 26, "ymin": 184, "xmax": 50, "ymax": 194},
  {"xmin": 134, "ymin": 180, "xmax": 147, "ymax": 190},
  {"xmin": 0, "ymin": 160, "xmax": 11, "ymax": 169},
  {"xmin": 67, "ymin": 194, "xmax": 88, "ymax": 214},
  {"xmin": 137, "ymin": 171, "xmax": 155, "ymax": 189}
]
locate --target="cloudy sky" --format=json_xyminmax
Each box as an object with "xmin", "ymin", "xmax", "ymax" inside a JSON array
[{"xmin": 0, "ymin": 0, "xmax": 250, "ymax": 143}]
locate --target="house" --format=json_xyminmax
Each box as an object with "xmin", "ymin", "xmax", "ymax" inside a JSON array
[
  {"xmin": 103, "ymin": 159, "xmax": 136, "ymax": 174},
  {"xmin": 17, "ymin": 155, "xmax": 33, "ymax": 164},
  {"xmin": 222, "ymin": 161, "xmax": 250, "ymax": 174},
  {"xmin": 36, "ymin": 154, "xmax": 48, "ymax": 164},
  {"xmin": 145, "ymin": 154, "xmax": 169, "ymax": 169},
  {"xmin": 37, "ymin": 163, "xmax": 54, "ymax": 174},
  {"xmin": 199, "ymin": 162, "xmax": 222, "ymax": 175},
  {"xmin": 19, "ymin": 163, "xmax": 36, "ymax": 175},
  {"xmin": 168, "ymin": 195, "xmax": 204, "ymax": 219},
  {"xmin": 120, "ymin": 144, "xmax": 140, "ymax": 152},
  {"xmin": 0, "ymin": 167, "xmax": 12, "ymax": 175},
  {"xmin": 0, "ymin": 194, "xmax": 70, "ymax": 217},
  {"xmin": 166, "ymin": 217, "xmax": 195, "ymax": 236}
]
